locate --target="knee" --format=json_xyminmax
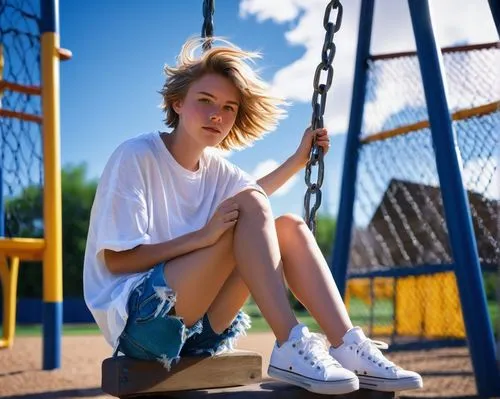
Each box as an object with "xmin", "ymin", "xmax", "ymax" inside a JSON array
[
  {"xmin": 233, "ymin": 189, "xmax": 272, "ymax": 219},
  {"xmin": 275, "ymin": 213, "xmax": 305, "ymax": 231},
  {"xmin": 275, "ymin": 213, "xmax": 306, "ymax": 239}
]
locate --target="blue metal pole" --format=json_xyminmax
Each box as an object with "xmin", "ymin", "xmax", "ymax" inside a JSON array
[
  {"xmin": 488, "ymin": 0, "xmax": 500, "ymax": 36},
  {"xmin": 331, "ymin": 0, "xmax": 374, "ymax": 298},
  {"xmin": 408, "ymin": 1, "xmax": 500, "ymax": 396}
]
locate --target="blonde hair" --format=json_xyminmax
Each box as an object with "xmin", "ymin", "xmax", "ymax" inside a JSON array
[{"xmin": 160, "ymin": 37, "xmax": 287, "ymax": 150}]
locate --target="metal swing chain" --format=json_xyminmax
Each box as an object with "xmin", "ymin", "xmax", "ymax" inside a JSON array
[
  {"xmin": 304, "ymin": 0, "xmax": 343, "ymax": 234},
  {"xmin": 202, "ymin": 0, "xmax": 215, "ymax": 51}
]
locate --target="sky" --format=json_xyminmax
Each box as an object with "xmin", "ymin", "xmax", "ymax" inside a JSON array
[{"xmin": 53, "ymin": 0, "xmax": 498, "ymax": 219}]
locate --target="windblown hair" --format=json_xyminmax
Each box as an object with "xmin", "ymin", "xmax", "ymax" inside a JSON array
[{"xmin": 160, "ymin": 37, "xmax": 287, "ymax": 150}]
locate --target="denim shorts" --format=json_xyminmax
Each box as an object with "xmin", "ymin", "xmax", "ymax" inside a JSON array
[{"xmin": 115, "ymin": 263, "xmax": 251, "ymax": 370}]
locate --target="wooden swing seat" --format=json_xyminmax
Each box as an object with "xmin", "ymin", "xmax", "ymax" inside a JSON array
[
  {"xmin": 101, "ymin": 350, "xmax": 262, "ymax": 397},
  {"xmin": 101, "ymin": 350, "xmax": 396, "ymax": 398}
]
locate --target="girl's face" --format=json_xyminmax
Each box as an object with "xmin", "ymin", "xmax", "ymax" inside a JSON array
[{"xmin": 173, "ymin": 73, "xmax": 240, "ymax": 148}]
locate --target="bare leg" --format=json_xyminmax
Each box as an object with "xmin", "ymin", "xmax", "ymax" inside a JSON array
[
  {"xmin": 163, "ymin": 189, "xmax": 297, "ymax": 343},
  {"xmin": 172, "ymin": 209, "xmax": 352, "ymax": 346},
  {"xmin": 206, "ymin": 213, "xmax": 353, "ymax": 343},
  {"xmin": 275, "ymin": 213, "xmax": 353, "ymax": 347},
  {"xmin": 232, "ymin": 190, "xmax": 297, "ymax": 343},
  {"xmin": 206, "ymin": 270, "xmax": 249, "ymax": 334},
  {"xmin": 162, "ymin": 226, "xmax": 237, "ymax": 328}
]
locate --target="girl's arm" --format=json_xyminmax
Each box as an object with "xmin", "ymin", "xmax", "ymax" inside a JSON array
[
  {"xmin": 257, "ymin": 127, "xmax": 330, "ymax": 196},
  {"xmin": 104, "ymin": 229, "xmax": 207, "ymax": 274},
  {"xmin": 257, "ymin": 155, "xmax": 303, "ymax": 196},
  {"xmin": 104, "ymin": 198, "xmax": 239, "ymax": 274}
]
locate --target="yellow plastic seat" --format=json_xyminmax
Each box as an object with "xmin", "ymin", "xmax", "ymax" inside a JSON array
[{"xmin": 0, "ymin": 237, "xmax": 45, "ymax": 348}]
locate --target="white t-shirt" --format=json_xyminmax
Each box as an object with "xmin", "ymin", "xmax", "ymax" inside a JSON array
[{"xmin": 83, "ymin": 131, "xmax": 265, "ymax": 349}]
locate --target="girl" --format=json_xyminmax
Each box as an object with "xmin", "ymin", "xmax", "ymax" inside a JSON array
[{"xmin": 84, "ymin": 38, "xmax": 422, "ymax": 395}]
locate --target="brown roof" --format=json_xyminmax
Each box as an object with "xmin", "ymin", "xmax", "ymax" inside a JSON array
[{"xmin": 349, "ymin": 179, "xmax": 499, "ymax": 271}]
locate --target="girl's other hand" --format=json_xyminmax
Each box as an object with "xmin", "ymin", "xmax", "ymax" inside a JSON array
[
  {"xmin": 293, "ymin": 127, "xmax": 331, "ymax": 169},
  {"xmin": 200, "ymin": 199, "xmax": 239, "ymax": 246}
]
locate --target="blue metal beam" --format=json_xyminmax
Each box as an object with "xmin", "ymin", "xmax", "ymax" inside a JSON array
[
  {"xmin": 408, "ymin": 1, "xmax": 500, "ymax": 396},
  {"xmin": 43, "ymin": 302, "xmax": 62, "ymax": 369},
  {"xmin": 348, "ymin": 263, "xmax": 455, "ymax": 279},
  {"xmin": 40, "ymin": 0, "xmax": 58, "ymax": 34},
  {"xmin": 331, "ymin": 0, "xmax": 375, "ymax": 298},
  {"xmin": 488, "ymin": 0, "xmax": 500, "ymax": 36}
]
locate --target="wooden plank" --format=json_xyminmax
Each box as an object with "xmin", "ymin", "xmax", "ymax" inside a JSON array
[
  {"xmin": 0, "ymin": 79, "xmax": 42, "ymax": 95},
  {"xmin": 102, "ymin": 350, "xmax": 262, "ymax": 397},
  {"xmin": 0, "ymin": 108, "xmax": 43, "ymax": 124},
  {"xmin": 360, "ymin": 101, "xmax": 499, "ymax": 145},
  {"xmin": 125, "ymin": 381, "xmax": 396, "ymax": 398}
]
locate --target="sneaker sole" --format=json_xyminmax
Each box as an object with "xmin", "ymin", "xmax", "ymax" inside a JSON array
[
  {"xmin": 268, "ymin": 366, "xmax": 359, "ymax": 395},
  {"xmin": 358, "ymin": 374, "xmax": 423, "ymax": 391}
]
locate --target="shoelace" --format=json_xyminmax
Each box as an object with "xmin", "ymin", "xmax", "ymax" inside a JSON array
[
  {"xmin": 295, "ymin": 333, "xmax": 340, "ymax": 370},
  {"xmin": 357, "ymin": 339, "xmax": 398, "ymax": 371}
]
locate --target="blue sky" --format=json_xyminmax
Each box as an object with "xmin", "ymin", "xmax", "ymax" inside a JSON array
[{"xmin": 57, "ymin": 0, "xmax": 498, "ymax": 219}]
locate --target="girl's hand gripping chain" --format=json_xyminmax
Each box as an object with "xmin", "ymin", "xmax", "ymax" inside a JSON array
[{"xmin": 293, "ymin": 127, "xmax": 331, "ymax": 169}]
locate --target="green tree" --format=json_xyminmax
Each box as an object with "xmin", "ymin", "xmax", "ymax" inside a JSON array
[
  {"xmin": 60, "ymin": 164, "xmax": 98, "ymax": 296},
  {"xmin": 4, "ymin": 163, "xmax": 97, "ymax": 297},
  {"xmin": 314, "ymin": 213, "xmax": 337, "ymax": 262}
]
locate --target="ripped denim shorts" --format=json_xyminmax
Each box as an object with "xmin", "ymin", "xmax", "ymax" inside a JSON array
[{"xmin": 115, "ymin": 263, "xmax": 251, "ymax": 370}]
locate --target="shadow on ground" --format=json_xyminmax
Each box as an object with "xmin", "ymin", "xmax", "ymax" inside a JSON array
[{"xmin": 0, "ymin": 388, "xmax": 104, "ymax": 399}]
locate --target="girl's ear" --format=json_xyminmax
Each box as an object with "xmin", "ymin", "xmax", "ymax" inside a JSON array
[{"xmin": 172, "ymin": 99, "xmax": 183, "ymax": 114}]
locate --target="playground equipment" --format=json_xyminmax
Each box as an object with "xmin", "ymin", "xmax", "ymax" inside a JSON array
[
  {"xmin": 332, "ymin": 0, "xmax": 499, "ymax": 397},
  {"xmin": 0, "ymin": 0, "xmax": 70, "ymax": 369}
]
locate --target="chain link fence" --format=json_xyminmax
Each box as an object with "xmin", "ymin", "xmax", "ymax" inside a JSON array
[
  {"xmin": 345, "ymin": 43, "xmax": 499, "ymax": 395},
  {"xmin": 0, "ymin": 0, "xmax": 43, "ymax": 238}
]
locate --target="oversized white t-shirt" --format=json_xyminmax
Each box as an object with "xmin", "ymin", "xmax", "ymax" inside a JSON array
[{"xmin": 83, "ymin": 131, "xmax": 265, "ymax": 349}]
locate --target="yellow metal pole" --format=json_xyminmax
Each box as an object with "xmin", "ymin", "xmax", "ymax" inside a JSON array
[
  {"xmin": 0, "ymin": 257, "xmax": 20, "ymax": 348},
  {"xmin": 41, "ymin": 29, "xmax": 63, "ymax": 369},
  {"xmin": 42, "ymin": 31, "xmax": 63, "ymax": 302}
]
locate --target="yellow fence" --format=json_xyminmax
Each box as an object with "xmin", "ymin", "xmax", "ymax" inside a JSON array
[{"xmin": 346, "ymin": 272, "xmax": 465, "ymax": 338}]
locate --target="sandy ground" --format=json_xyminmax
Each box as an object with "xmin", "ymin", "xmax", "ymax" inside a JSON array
[{"xmin": 0, "ymin": 333, "xmax": 483, "ymax": 398}]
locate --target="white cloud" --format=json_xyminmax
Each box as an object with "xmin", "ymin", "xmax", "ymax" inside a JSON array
[
  {"xmin": 239, "ymin": 0, "xmax": 303, "ymax": 23},
  {"xmin": 240, "ymin": 0, "xmax": 356, "ymax": 135},
  {"xmin": 239, "ymin": 0, "xmax": 498, "ymax": 136},
  {"xmin": 251, "ymin": 159, "xmax": 298, "ymax": 196},
  {"xmin": 430, "ymin": 1, "xmax": 499, "ymax": 46}
]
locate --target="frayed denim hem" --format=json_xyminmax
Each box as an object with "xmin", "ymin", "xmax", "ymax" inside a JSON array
[
  {"xmin": 184, "ymin": 311, "xmax": 252, "ymax": 357},
  {"xmin": 216, "ymin": 311, "xmax": 252, "ymax": 353},
  {"xmin": 157, "ymin": 317, "xmax": 204, "ymax": 371}
]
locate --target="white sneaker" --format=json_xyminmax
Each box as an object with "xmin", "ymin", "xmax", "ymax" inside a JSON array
[
  {"xmin": 329, "ymin": 327, "xmax": 423, "ymax": 392},
  {"xmin": 268, "ymin": 324, "xmax": 359, "ymax": 395}
]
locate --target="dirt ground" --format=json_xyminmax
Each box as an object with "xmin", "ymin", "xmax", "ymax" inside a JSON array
[{"xmin": 0, "ymin": 333, "xmax": 487, "ymax": 398}]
